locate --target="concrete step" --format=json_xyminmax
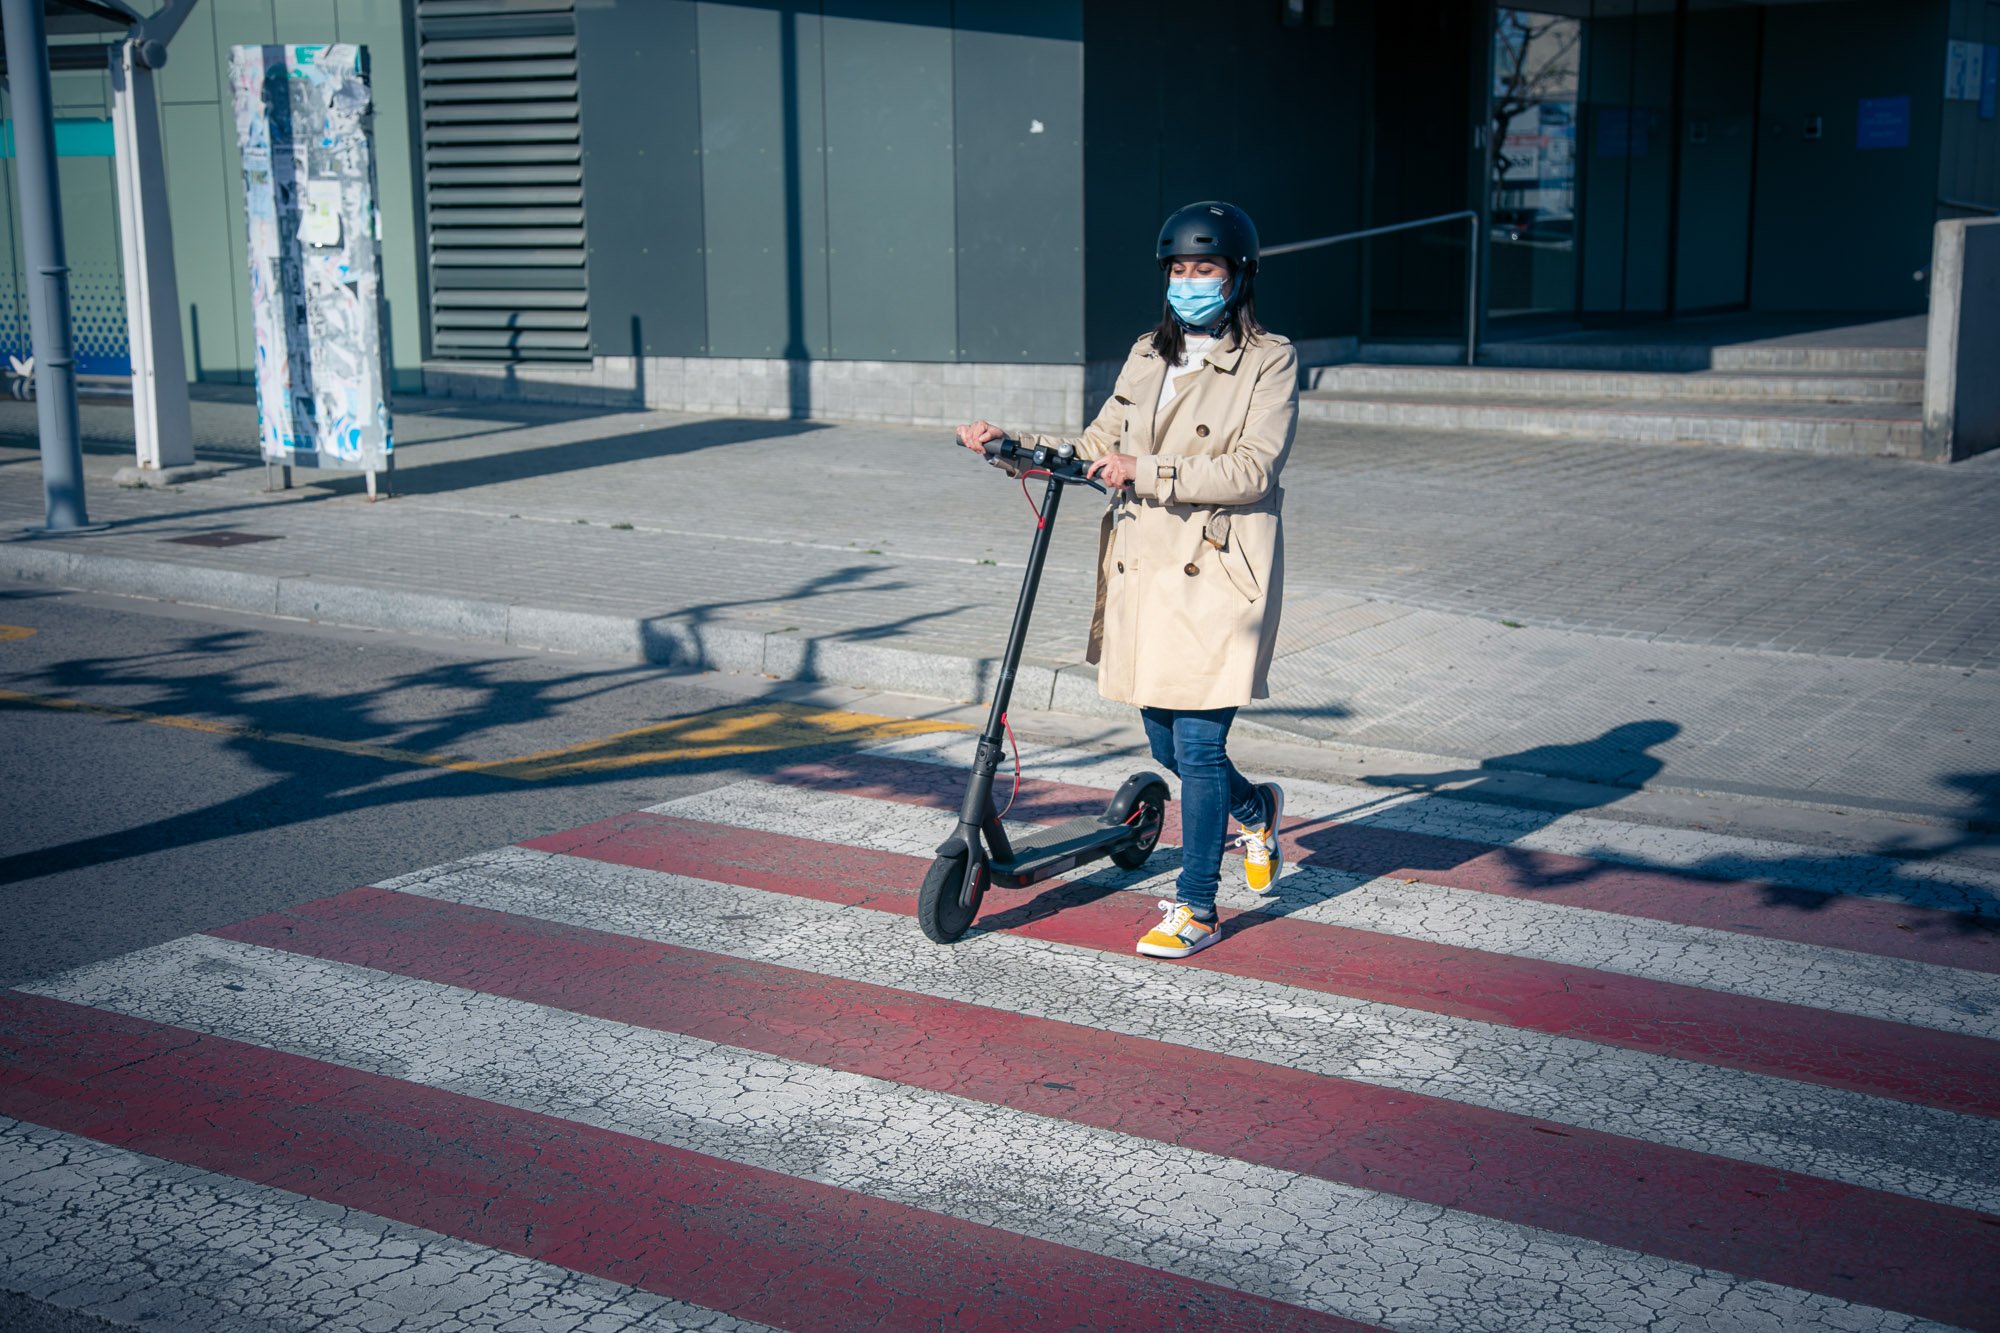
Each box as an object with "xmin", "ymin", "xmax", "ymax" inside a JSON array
[
  {"xmin": 1309, "ymin": 364, "xmax": 1923, "ymax": 404},
  {"xmin": 1297, "ymin": 390, "xmax": 1924, "ymax": 459},
  {"xmin": 1352, "ymin": 341, "xmax": 1927, "ymax": 376}
]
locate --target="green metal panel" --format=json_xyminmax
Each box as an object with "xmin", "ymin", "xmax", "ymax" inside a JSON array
[
  {"xmin": 697, "ymin": 1, "xmax": 829, "ymax": 359},
  {"xmin": 272, "ymin": 0, "xmax": 336, "ymax": 43},
  {"xmin": 575, "ymin": 0, "xmax": 705, "ymax": 357},
  {"xmin": 210, "ymin": 0, "xmax": 276, "ymax": 49},
  {"xmin": 162, "ymin": 101, "xmax": 245, "ymax": 379},
  {"xmin": 51, "ymin": 69, "xmax": 109, "ymax": 114},
  {"xmin": 156, "ymin": 0, "xmax": 222, "ymax": 104},
  {"xmin": 339, "ymin": 0, "xmax": 425, "ymax": 387},
  {"xmin": 821, "ymin": 1, "xmax": 955, "ymax": 360},
  {"xmin": 951, "ymin": 0, "xmax": 1083, "ymax": 363}
]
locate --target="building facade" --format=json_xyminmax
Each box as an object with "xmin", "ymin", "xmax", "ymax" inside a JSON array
[{"xmin": 1, "ymin": 0, "xmax": 1994, "ymax": 430}]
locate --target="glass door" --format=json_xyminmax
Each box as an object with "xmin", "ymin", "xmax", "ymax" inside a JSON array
[
  {"xmin": 1489, "ymin": 0, "xmax": 1762, "ymax": 325},
  {"xmin": 1671, "ymin": 0, "xmax": 1759, "ymax": 311},
  {"xmin": 1488, "ymin": 5, "xmax": 1585, "ymax": 319}
]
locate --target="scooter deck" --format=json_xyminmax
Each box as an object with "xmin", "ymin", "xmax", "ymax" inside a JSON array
[{"xmin": 988, "ymin": 814, "xmax": 1135, "ymax": 888}]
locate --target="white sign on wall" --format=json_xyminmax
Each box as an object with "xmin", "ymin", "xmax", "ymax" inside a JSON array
[{"xmin": 1946, "ymin": 39, "xmax": 1986, "ymax": 100}]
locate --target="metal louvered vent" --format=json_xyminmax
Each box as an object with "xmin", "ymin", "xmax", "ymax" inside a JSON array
[{"xmin": 416, "ymin": 0, "xmax": 590, "ymax": 362}]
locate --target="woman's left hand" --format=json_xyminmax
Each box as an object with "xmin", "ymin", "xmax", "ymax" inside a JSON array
[{"xmin": 1085, "ymin": 452, "xmax": 1138, "ymax": 488}]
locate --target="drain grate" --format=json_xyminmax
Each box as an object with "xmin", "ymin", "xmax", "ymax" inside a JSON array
[{"xmin": 164, "ymin": 532, "xmax": 283, "ymax": 548}]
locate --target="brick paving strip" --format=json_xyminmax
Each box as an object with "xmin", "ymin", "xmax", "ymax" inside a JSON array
[{"xmin": 1, "ymin": 392, "xmax": 1996, "ymax": 820}]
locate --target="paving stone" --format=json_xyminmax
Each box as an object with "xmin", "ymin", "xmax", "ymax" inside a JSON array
[{"xmin": 1, "ymin": 394, "xmax": 1996, "ymax": 819}]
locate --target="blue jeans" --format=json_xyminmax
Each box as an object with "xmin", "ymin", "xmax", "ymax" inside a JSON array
[{"xmin": 1140, "ymin": 706, "xmax": 1266, "ymax": 917}]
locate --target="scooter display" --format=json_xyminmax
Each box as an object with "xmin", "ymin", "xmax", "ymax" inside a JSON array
[{"xmin": 918, "ymin": 435, "xmax": 1169, "ymax": 944}]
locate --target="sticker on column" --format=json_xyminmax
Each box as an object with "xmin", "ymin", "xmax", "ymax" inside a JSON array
[{"xmin": 301, "ymin": 179, "xmax": 342, "ymax": 247}]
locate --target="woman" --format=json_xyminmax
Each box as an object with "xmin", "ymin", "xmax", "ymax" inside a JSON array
[{"xmin": 955, "ymin": 200, "xmax": 1297, "ymax": 960}]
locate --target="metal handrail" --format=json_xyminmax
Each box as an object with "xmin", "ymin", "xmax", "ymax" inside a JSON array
[
  {"xmin": 1939, "ymin": 196, "xmax": 2000, "ymax": 217},
  {"xmin": 1263, "ymin": 209, "xmax": 1480, "ymax": 366}
]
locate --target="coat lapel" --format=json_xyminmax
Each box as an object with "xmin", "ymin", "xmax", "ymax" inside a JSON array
[{"xmin": 1130, "ymin": 348, "xmax": 1167, "ymax": 456}]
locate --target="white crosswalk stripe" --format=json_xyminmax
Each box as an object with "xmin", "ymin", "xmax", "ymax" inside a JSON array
[
  {"xmin": 24, "ymin": 934, "xmax": 1951, "ymax": 1333},
  {"xmin": 7, "ymin": 731, "xmax": 1998, "ymax": 1333},
  {"xmin": 377, "ymin": 846, "xmax": 2000, "ymax": 1214},
  {"xmin": 868, "ymin": 734, "xmax": 2000, "ymax": 917},
  {"xmin": 655, "ymin": 777, "xmax": 2000, "ymax": 1038}
]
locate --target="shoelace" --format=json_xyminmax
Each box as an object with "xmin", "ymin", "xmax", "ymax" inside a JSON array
[
  {"xmin": 1153, "ymin": 901, "xmax": 1208, "ymax": 938},
  {"xmin": 1233, "ymin": 827, "xmax": 1272, "ymax": 861}
]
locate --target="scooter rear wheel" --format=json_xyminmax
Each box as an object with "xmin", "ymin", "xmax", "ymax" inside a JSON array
[
  {"xmin": 918, "ymin": 849, "xmax": 987, "ymax": 944},
  {"xmin": 1111, "ymin": 780, "xmax": 1169, "ymax": 870}
]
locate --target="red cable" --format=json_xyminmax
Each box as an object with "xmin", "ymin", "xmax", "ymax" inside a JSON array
[
  {"xmin": 1018, "ymin": 469, "xmax": 1050, "ymax": 528},
  {"xmin": 997, "ymin": 711, "xmax": 1023, "ymax": 819}
]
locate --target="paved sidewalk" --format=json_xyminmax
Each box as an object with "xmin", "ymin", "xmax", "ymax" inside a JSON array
[{"xmin": 2, "ymin": 391, "xmax": 1996, "ymax": 821}]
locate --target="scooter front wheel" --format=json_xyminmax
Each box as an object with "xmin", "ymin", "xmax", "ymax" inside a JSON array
[{"xmin": 918, "ymin": 849, "xmax": 987, "ymax": 944}]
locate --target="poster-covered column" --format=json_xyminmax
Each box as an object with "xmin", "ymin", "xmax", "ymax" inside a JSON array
[{"xmin": 228, "ymin": 43, "xmax": 393, "ymax": 497}]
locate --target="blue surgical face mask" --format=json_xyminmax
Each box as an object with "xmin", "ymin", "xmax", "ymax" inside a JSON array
[{"xmin": 1166, "ymin": 276, "xmax": 1229, "ymax": 329}]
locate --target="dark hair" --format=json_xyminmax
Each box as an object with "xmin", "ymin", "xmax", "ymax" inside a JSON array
[{"xmin": 1149, "ymin": 260, "xmax": 1265, "ymax": 363}]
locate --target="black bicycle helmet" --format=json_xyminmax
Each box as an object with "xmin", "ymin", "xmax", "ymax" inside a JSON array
[{"xmin": 1156, "ymin": 201, "xmax": 1260, "ymax": 273}]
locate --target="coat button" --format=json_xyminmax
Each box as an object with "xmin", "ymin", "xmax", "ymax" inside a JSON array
[
  {"xmin": 1196, "ymin": 424, "xmax": 1210, "ymax": 437},
  {"xmin": 1116, "ymin": 561, "xmax": 1125, "ymax": 573},
  {"xmin": 1184, "ymin": 562, "xmax": 1199, "ymax": 576}
]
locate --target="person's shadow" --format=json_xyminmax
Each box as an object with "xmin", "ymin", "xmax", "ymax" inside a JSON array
[
  {"xmin": 1253, "ymin": 721, "xmax": 1683, "ymax": 906},
  {"xmin": 1232, "ymin": 718, "xmax": 1996, "ymax": 937}
]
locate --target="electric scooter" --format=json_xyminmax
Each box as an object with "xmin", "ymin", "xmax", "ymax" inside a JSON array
[{"xmin": 918, "ymin": 435, "xmax": 1170, "ymax": 944}]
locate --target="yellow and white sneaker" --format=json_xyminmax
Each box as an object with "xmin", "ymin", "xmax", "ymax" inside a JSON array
[
  {"xmin": 1136, "ymin": 900, "xmax": 1221, "ymax": 959},
  {"xmin": 1234, "ymin": 782, "xmax": 1285, "ymax": 894}
]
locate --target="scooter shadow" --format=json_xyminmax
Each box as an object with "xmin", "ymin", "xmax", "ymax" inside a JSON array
[{"xmin": 963, "ymin": 848, "xmax": 1184, "ymax": 938}]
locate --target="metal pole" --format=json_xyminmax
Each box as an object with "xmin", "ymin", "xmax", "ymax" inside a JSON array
[
  {"xmin": 2, "ymin": 0, "xmax": 89, "ymax": 530},
  {"xmin": 111, "ymin": 38, "xmax": 196, "ymax": 475},
  {"xmin": 1465, "ymin": 213, "xmax": 1481, "ymax": 367}
]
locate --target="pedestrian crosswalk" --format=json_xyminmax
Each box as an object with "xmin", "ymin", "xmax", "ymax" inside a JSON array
[{"xmin": 2, "ymin": 732, "xmax": 1996, "ymax": 1330}]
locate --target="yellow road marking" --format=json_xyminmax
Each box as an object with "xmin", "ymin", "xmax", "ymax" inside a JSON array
[
  {"xmin": 0, "ymin": 691, "xmax": 962, "ymax": 780},
  {"xmin": 0, "ymin": 624, "xmax": 36, "ymax": 642},
  {"xmin": 473, "ymin": 705, "xmax": 964, "ymax": 781}
]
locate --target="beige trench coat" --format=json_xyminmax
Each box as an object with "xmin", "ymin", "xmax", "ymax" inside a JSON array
[{"xmin": 1011, "ymin": 328, "xmax": 1297, "ymax": 711}]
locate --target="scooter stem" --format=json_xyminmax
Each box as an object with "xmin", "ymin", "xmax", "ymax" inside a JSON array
[{"xmin": 957, "ymin": 471, "xmax": 1065, "ymax": 842}]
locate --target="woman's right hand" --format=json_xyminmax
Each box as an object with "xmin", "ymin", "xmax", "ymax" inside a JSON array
[{"xmin": 955, "ymin": 420, "xmax": 1003, "ymax": 453}]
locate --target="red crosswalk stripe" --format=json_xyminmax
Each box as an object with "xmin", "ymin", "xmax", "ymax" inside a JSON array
[
  {"xmin": 529, "ymin": 808, "xmax": 2000, "ymax": 1117},
  {"xmin": 766, "ymin": 753, "xmax": 1999, "ymax": 973},
  {"xmin": 10, "ymin": 739, "xmax": 2000, "ymax": 1331},
  {"xmin": 207, "ymin": 883, "xmax": 2000, "ymax": 1329},
  {"xmin": 0, "ymin": 989, "xmax": 1368, "ymax": 1333}
]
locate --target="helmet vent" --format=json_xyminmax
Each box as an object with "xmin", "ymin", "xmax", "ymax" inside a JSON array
[{"xmin": 1194, "ymin": 234, "xmax": 1214, "ymax": 243}]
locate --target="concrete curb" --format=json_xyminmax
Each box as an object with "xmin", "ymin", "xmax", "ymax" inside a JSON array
[
  {"xmin": 0, "ymin": 540, "xmax": 1115, "ymax": 718},
  {"xmin": 4, "ymin": 540, "xmax": 1988, "ymax": 828}
]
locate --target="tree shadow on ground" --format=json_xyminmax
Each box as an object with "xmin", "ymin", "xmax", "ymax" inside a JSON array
[
  {"xmin": 0, "ymin": 559, "xmax": 973, "ymax": 889},
  {"xmin": 1221, "ymin": 722, "xmax": 2000, "ymax": 945},
  {"xmin": 980, "ymin": 719, "xmax": 2000, "ymax": 945}
]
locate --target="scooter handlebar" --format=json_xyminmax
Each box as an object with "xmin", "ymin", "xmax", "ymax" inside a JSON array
[{"xmin": 965, "ymin": 434, "xmax": 1106, "ymax": 492}]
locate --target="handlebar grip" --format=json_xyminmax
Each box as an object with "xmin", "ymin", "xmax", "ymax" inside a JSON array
[{"xmin": 960, "ymin": 433, "xmax": 1105, "ymax": 492}]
